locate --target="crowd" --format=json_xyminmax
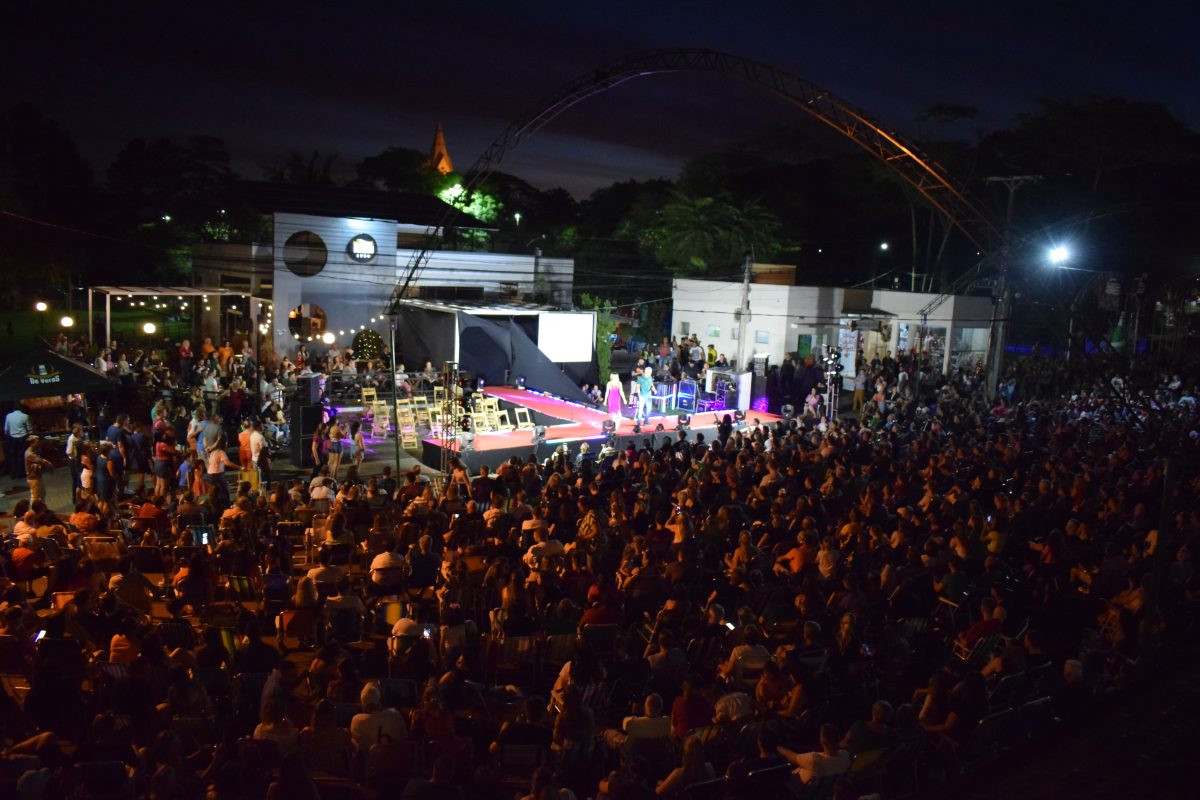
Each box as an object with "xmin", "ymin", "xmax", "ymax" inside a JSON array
[{"xmin": 1, "ymin": 333, "xmax": 1199, "ymax": 800}]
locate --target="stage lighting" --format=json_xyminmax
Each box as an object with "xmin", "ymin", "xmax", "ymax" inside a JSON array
[
  {"xmin": 477, "ymin": 377, "xmax": 485, "ymax": 391},
  {"xmin": 532, "ymin": 425, "xmax": 547, "ymax": 444},
  {"xmin": 781, "ymin": 404, "xmax": 795, "ymax": 418},
  {"xmin": 632, "ymin": 423, "xmax": 641, "ymax": 434},
  {"xmin": 602, "ymin": 419, "xmax": 616, "ymax": 433},
  {"xmin": 733, "ymin": 410, "xmax": 746, "ymax": 422},
  {"xmin": 655, "ymin": 423, "xmax": 665, "ymax": 432},
  {"xmin": 516, "ymin": 375, "xmax": 526, "ymax": 389}
]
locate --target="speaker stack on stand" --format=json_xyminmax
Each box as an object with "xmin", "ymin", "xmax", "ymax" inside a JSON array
[{"xmin": 290, "ymin": 377, "xmax": 324, "ymax": 468}]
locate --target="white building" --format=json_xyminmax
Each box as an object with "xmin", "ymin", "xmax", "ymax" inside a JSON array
[
  {"xmin": 193, "ymin": 182, "xmax": 573, "ymax": 359},
  {"xmin": 672, "ymin": 271, "xmax": 993, "ymax": 378}
]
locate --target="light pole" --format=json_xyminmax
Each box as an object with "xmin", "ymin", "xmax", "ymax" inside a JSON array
[{"xmin": 388, "ymin": 318, "xmax": 402, "ymax": 478}]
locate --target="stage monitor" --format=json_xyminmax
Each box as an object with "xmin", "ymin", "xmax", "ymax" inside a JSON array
[{"xmin": 537, "ymin": 312, "xmax": 595, "ymax": 363}]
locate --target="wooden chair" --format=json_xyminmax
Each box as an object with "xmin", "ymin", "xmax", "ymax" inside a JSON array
[
  {"xmin": 361, "ymin": 386, "xmax": 378, "ymax": 406},
  {"xmin": 470, "ymin": 411, "xmax": 491, "ymax": 434},
  {"xmin": 494, "ymin": 410, "xmax": 515, "ymax": 432},
  {"xmin": 411, "ymin": 395, "xmax": 432, "ymax": 426},
  {"xmin": 514, "ymin": 407, "xmax": 534, "ymax": 429},
  {"xmin": 372, "ymin": 404, "xmax": 392, "ymax": 438}
]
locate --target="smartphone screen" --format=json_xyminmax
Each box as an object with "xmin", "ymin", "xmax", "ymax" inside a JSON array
[
  {"xmin": 35, "ymin": 630, "xmax": 46, "ymax": 642},
  {"xmin": 422, "ymin": 626, "xmax": 434, "ymax": 639}
]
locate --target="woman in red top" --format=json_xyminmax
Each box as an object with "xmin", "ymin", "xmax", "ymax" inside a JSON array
[{"xmin": 153, "ymin": 429, "xmax": 178, "ymax": 500}]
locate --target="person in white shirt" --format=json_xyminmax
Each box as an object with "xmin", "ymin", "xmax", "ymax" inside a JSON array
[
  {"xmin": 524, "ymin": 528, "xmax": 564, "ymax": 568},
  {"xmin": 306, "ymin": 549, "xmax": 343, "ymax": 585},
  {"xmin": 349, "ymin": 683, "xmax": 408, "ymax": 754},
  {"xmin": 603, "ymin": 693, "xmax": 670, "ymax": 751},
  {"xmin": 4, "ymin": 407, "xmax": 32, "ymax": 479},
  {"xmin": 249, "ymin": 422, "xmax": 267, "ymax": 470},
  {"xmin": 369, "ymin": 548, "xmax": 407, "ymax": 591},
  {"xmin": 778, "ymin": 723, "xmax": 851, "ymax": 784}
]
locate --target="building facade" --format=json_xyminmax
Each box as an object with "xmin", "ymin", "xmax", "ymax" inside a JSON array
[{"xmin": 672, "ymin": 274, "xmax": 993, "ymax": 379}]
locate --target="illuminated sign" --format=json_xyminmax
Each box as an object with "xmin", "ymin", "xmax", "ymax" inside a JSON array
[
  {"xmin": 347, "ymin": 234, "xmax": 377, "ymax": 264},
  {"xmin": 27, "ymin": 363, "xmax": 62, "ymax": 386}
]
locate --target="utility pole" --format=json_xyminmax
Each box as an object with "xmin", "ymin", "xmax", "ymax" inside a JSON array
[
  {"xmin": 983, "ymin": 175, "xmax": 1041, "ymax": 401},
  {"xmin": 735, "ymin": 255, "xmax": 752, "ymax": 371}
]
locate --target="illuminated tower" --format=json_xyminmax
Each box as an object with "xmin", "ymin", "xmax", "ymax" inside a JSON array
[{"xmin": 424, "ymin": 121, "xmax": 454, "ymax": 175}]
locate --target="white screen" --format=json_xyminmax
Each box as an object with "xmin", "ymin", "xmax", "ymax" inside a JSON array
[{"xmin": 537, "ymin": 312, "xmax": 595, "ymax": 363}]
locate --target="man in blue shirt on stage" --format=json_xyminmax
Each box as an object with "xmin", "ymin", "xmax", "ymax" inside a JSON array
[{"xmin": 636, "ymin": 367, "xmax": 654, "ymax": 424}]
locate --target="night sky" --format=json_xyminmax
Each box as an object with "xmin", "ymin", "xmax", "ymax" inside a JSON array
[{"xmin": 4, "ymin": 1, "xmax": 1196, "ymax": 197}]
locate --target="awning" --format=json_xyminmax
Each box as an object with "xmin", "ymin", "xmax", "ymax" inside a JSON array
[{"xmin": 0, "ymin": 349, "xmax": 114, "ymax": 402}]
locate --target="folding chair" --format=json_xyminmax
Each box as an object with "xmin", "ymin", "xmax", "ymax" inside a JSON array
[
  {"xmin": 580, "ymin": 624, "xmax": 620, "ymax": 658},
  {"xmin": 226, "ymin": 575, "xmax": 260, "ymax": 610},
  {"xmin": 411, "ymin": 395, "xmax": 431, "ymax": 426},
  {"xmin": 493, "ymin": 634, "xmax": 538, "ymax": 686},
  {"xmin": 361, "ymin": 386, "xmax": 378, "ymax": 406},
  {"xmin": 400, "ymin": 419, "xmax": 419, "ymax": 449},
  {"xmin": 238, "ymin": 469, "xmax": 261, "ymax": 492},
  {"xmin": 514, "ymin": 407, "xmax": 534, "ymax": 429},
  {"xmin": 495, "ymin": 410, "xmax": 515, "ymax": 432},
  {"xmin": 470, "ymin": 411, "xmax": 491, "ymax": 434},
  {"xmin": 84, "ymin": 536, "xmax": 123, "ymax": 572},
  {"xmin": 129, "ymin": 545, "xmax": 168, "ymax": 589},
  {"xmin": 372, "ymin": 405, "xmax": 392, "ymax": 438}
]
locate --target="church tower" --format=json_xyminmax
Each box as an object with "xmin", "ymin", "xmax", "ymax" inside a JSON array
[{"xmin": 424, "ymin": 121, "xmax": 455, "ymax": 175}]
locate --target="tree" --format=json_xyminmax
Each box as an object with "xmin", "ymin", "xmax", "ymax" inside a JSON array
[
  {"xmin": 1016, "ymin": 96, "xmax": 1198, "ymax": 195},
  {"xmin": 264, "ymin": 150, "xmax": 338, "ymax": 185},
  {"xmin": 0, "ymin": 103, "xmax": 95, "ymax": 306},
  {"xmin": 581, "ymin": 293, "xmax": 616, "ymax": 381},
  {"xmin": 642, "ymin": 191, "xmax": 782, "ymax": 277},
  {"xmin": 353, "ymin": 146, "xmax": 431, "ymax": 193}
]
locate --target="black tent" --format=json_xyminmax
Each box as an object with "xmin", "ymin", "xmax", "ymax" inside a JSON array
[
  {"xmin": 456, "ymin": 313, "xmax": 590, "ymax": 404},
  {"xmin": 0, "ymin": 350, "xmax": 114, "ymax": 401}
]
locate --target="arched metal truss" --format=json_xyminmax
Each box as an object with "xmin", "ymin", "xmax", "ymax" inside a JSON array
[{"xmin": 388, "ymin": 48, "xmax": 1003, "ymax": 314}]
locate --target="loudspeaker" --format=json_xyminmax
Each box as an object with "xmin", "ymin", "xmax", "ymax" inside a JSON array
[
  {"xmin": 290, "ymin": 405, "xmax": 325, "ymax": 467},
  {"xmin": 295, "ymin": 376, "xmax": 322, "ymax": 405}
]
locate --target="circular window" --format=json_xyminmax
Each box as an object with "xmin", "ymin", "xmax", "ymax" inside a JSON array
[
  {"xmin": 347, "ymin": 233, "xmax": 377, "ymax": 264},
  {"xmin": 282, "ymin": 231, "xmax": 327, "ymax": 277}
]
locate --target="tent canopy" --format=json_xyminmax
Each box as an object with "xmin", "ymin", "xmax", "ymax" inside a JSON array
[{"xmin": 0, "ymin": 349, "xmax": 114, "ymax": 402}]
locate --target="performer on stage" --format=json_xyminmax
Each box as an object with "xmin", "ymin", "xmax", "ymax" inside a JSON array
[
  {"xmin": 605, "ymin": 373, "xmax": 627, "ymax": 422},
  {"xmin": 636, "ymin": 366, "xmax": 654, "ymax": 424}
]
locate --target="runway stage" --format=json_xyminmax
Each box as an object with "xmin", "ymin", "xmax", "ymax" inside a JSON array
[{"xmin": 420, "ymin": 387, "xmax": 785, "ymax": 471}]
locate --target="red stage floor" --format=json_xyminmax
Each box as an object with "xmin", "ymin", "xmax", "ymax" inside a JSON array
[{"xmin": 425, "ymin": 388, "xmax": 784, "ymax": 452}]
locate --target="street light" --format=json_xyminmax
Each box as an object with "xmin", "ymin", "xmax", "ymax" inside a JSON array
[
  {"xmin": 34, "ymin": 301, "xmax": 48, "ymax": 340},
  {"xmin": 142, "ymin": 322, "xmax": 157, "ymax": 335},
  {"xmin": 60, "ymin": 316, "xmax": 74, "ymax": 328}
]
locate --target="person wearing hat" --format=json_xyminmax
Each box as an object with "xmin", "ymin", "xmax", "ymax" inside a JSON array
[
  {"xmin": 349, "ymin": 680, "xmax": 409, "ymax": 755},
  {"xmin": 24, "ymin": 437, "xmax": 53, "ymax": 505}
]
